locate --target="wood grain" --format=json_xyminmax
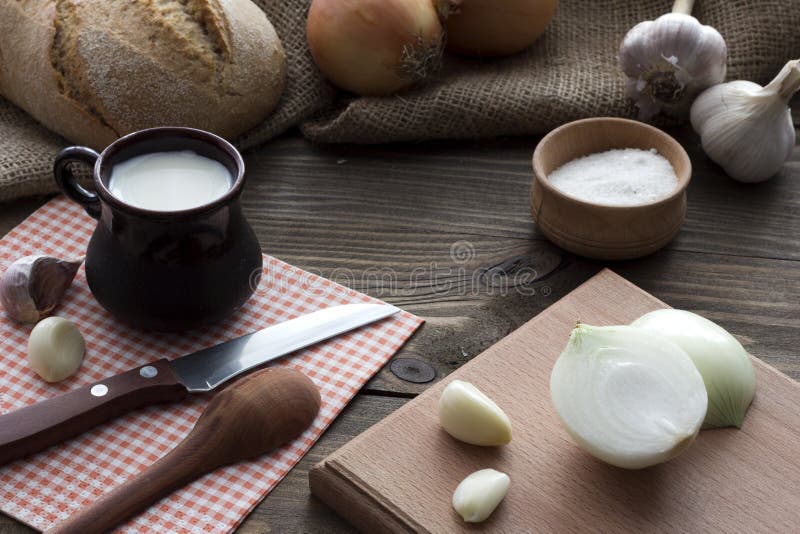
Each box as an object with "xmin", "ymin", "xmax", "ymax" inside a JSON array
[
  {"xmin": 239, "ymin": 129, "xmax": 800, "ymax": 261},
  {"xmin": 239, "ymin": 394, "xmax": 407, "ymax": 533},
  {"xmin": 0, "ymin": 127, "xmax": 798, "ymax": 533},
  {"xmin": 310, "ymin": 270, "xmax": 800, "ymax": 533}
]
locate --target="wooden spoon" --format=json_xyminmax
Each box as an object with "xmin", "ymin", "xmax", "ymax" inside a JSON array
[{"xmin": 47, "ymin": 367, "xmax": 321, "ymax": 534}]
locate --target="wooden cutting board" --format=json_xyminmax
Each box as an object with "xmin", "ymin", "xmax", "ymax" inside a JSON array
[{"xmin": 310, "ymin": 269, "xmax": 800, "ymax": 533}]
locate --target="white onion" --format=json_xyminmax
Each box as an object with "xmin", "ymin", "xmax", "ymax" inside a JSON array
[
  {"xmin": 631, "ymin": 309, "xmax": 756, "ymax": 428},
  {"xmin": 550, "ymin": 324, "xmax": 707, "ymax": 469}
]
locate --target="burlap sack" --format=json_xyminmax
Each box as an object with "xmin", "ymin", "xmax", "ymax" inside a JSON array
[{"xmin": 1, "ymin": 0, "xmax": 798, "ymax": 201}]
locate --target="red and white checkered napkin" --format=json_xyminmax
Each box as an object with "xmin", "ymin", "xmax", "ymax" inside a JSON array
[{"xmin": 0, "ymin": 197, "xmax": 422, "ymax": 532}]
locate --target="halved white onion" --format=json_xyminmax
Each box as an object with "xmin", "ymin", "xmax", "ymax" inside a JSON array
[{"xmin": 550, "ymin": 324, "xmax": 707, "ymax": 469}]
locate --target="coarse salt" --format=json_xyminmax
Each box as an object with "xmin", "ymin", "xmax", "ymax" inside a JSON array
[{"xmin": 547, "ymin": 148, "xmax": 678, "ymax": 206}]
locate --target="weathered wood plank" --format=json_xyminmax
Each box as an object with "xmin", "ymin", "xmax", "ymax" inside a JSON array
[
  {"xmin": 1, "ymin": 137, "xmax": 799, "ymax": 389},
  {"xmin": 0, "ymin": 126, "xmax": 798, "ymax": 533},
  {"xmin": 0, "ymin": 195, "xmax": 49, "ymax": 233},
  {"xmin": 310, "ymin": 270, "xmax": 800, "ymax": 534},
  {"xmin": 238, "ymin": 395, "xmax": 406, "ymax": 533},
  {"xmin": 240, "ymin": 131, "xmax": 800, "ymax": 262}
]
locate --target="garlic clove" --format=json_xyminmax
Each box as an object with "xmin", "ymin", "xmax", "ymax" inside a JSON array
[
  {"xmin": 452, "ymin": 468, "xmax": 510, "ymax": 523},
  {"xmin": 690, "ymin": 59, "xmax": 799, "ymax": 183},
  {"xmin": 550, "ymin": 324, "xmax": 707, "ymax": 469},
  {"xmin": 27, "ymin": 316, "xmax": 86, "ymax": 382},
  {"xmin": 619, "ymin": 13, "xmax": 727, "ymax": 120},
  {"xmin": 438, "ymin": 380, "xmax": 512, "ymax": 446},
  {"xmin": 0, "ymin": 255, "xmax": 82, "ymax": 324},
  {"xmin": 0, "ymin": 263, "xmax": 40, "ymax": 323},
  {"xmin": 631, "ymin": 309, "xmax": 756, "ymax": 429}
]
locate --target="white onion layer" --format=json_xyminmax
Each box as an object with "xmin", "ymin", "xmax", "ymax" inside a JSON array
[
  {"xmin": 631, "ymin": 309, "xmax": 756, "ymax": 428},
  {"xmin": 550, "ymin": 324, "xmax": 707, "ymax": 469}
]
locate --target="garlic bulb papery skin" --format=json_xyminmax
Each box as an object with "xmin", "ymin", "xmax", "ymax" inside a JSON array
[
  {"xmin": 631, "ymin": 309, "xmax": 756, "ymax": 429},
  {"xmin": 27, "ymin": 316, "xmax": 85, "ymax": 382},
  {"xmin": 690, "ymin": 59, "xmax": 800, "ymax": 183},
  {"xmin": 439, "ymin": 380, "xmax": 512, "ymax": 446},
  {"xmin": 0, "ymin": 255, "xmax": 82, "ymax": 324},
  {"xmin": 619, "ymin": 13, "xmax": 727, "ymax": 120},
  {"xmin": 550, "ymin": 324, "xmax": 707, "ymax": 469},
  {"xmin": 452, "ymin": 469, "xmax": 510, "ymax": 523}
]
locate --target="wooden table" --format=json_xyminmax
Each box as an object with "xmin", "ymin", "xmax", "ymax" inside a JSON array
[{"xmin": 1, "ymin": 117, "xmax": 798, "ymax": 532}]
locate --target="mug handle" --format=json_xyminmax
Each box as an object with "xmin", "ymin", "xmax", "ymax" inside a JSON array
[{"xmin": 54, "ymin": 146, "xmax": 102, "ymax": 219}]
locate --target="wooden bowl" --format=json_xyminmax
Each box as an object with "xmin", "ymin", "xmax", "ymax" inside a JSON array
[{"xmin": 531, "ymin": 118, "xmax": 691, "ymax": 260}]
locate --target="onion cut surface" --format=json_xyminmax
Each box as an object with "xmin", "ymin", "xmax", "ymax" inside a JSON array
[{"xmin": 550, "ymin": 324, "xmax": 708, "ymax": 469}]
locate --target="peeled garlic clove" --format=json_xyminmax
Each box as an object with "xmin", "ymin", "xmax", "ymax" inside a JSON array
[
  {"xmin": 618, "ymin": 13, "xmax": 727, "ymax": 120},
  {"xmin": 439, "ymin": 380, "xmax": 512, "ymax": 446},
  {"xmin": 1, "ymin": 255, "xmax": 82, "ymax": 323},
  {"xmin": 550, "ymin": 324, "xmax": 707, "ymax": 469},
  {"xmin": 690, "ymin": 59, "xmax": 800, "ymax": 183},
  {"xmin": 27, "ymin": 316, "xmax": 86, "ymax": 382},
  {"xmin": 631, "ymin": 309, "xmax": 756, "ymax": 429},
  {"xmin": 452, "ymin": 468, "xmax": 510, "ymax": 523}
]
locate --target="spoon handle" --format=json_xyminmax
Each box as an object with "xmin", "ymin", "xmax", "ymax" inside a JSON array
[{"xmin": 46, "ymin": 421, "xmax": 216, "ymax": 534}]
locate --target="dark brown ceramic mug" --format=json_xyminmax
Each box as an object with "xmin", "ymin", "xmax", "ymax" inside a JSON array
[{"xmin": 53, "ymin": 127, "xmax": 262, "ymax": 331}]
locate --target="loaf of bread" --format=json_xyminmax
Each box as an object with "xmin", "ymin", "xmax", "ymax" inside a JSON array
[{"xmin": 0, "ymin": 0, "xmax": 286, "ymax": 149}]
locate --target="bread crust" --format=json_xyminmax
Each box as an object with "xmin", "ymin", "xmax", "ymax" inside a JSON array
[{"xmin": 0, "ymin": 0, "xmax": 286, "ymax": 149}]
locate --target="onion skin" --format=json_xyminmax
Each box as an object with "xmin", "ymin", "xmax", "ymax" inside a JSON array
[
  {"xmin": 444, "ymin": 0, "xmax": 558, "ymax": 57},
  {"xmin": 306, "ymin": 0, "xmax": 444, "ymax": 96}
]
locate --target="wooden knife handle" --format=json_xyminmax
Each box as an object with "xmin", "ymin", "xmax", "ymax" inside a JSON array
[{"xmin": 0, "ymin": 359, "xmax": 187, "ymax": 466}]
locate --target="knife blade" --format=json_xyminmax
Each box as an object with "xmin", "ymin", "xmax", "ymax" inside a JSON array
[{"xmin": 0, "ymin": 303, "xmax": 399, "ymax": 467}]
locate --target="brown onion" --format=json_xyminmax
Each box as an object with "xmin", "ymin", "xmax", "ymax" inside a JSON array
[
  {"xmin": 445, "ymin": 0, "xmax": 558, "ymax": 57},
  {"xmin": 306, "ymin": 0, "xmax": 445, "ymax": 96}
]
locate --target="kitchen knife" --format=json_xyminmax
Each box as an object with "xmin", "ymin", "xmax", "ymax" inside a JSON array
[{"xmin": 0, "ymin": 303, "xmax": 399, "ymax": 466}]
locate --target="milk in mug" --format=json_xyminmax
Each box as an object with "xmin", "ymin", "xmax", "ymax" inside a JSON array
[{"xmin": 108, "ymin": 150, "xmax": 232, "ymax": 211}]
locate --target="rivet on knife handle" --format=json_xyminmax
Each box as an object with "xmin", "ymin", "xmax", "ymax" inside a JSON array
[{"xmin": 0, "ymin": 359, "xmax": 187, "ymax": 467}]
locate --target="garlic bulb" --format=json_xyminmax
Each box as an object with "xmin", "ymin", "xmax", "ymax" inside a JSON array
[
  {"xmin": 439, "ymin": 380, "xmax": 512, "ymax": 446},
  {"xmin": 550, "ymin": 324, "xmax": 707, "ymax": 469},
  {"xmin": 28, "ymin": 316, "xmax": 85, "ymax": 382},
  {"xmin": 690, "ymin": 59, "xmax": 800, "ymax": 183},
  {"xmin": 631, "ymin": 309, "xmax": 756, "ymax": 429},
  {"xmin": 619, "ymin": 0, "xmax": 727, "ymax": 120},
  {"xmin": 452, "ymin": 469, "xmax": 510, "ymax": 523},
  {"xmin": 0, "ymin": 255, "xmax": 82, "ymax": 323}
]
